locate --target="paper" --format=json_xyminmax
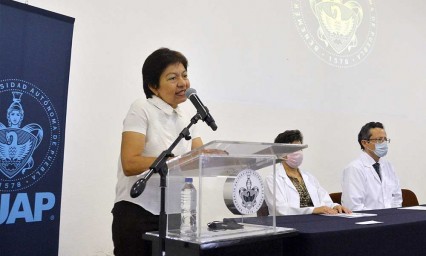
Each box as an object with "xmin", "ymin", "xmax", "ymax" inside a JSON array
[
  {"xmin": 355, "ymin": 220, "xmax": 383, "ymax": 225},
  {"xmin": 397, "ymin": 206, "xmax": 426, "ymax": 210},
  {"xmin": 321, "ymin": 212, "xmax": 377, "ymax": 218}
]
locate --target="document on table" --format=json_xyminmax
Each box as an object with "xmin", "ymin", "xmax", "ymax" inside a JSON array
[
  {"xmin": 355, "ymin": 220, "xmax": 383, "ymax": 225},
  {"xmin": 398, "ymin": 206, "xmax": 426, "ymax": 210},
  {"xmin": 321, "ymin": 212, "xmax": 377, "ymax": 218}
]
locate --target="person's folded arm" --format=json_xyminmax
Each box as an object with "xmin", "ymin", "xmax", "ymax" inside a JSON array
[{"xmin": 121, "ymin": 132, "xmax": 204, "ymax": 176}]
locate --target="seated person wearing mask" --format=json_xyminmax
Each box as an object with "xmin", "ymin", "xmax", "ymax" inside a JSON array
[
  {"xmin": 264, "ymin": 130, "xmax": 351, "ymax": 215},
  {"xmin": 341, "ymin": 122, "xmax": 402, "ymax": 211}
]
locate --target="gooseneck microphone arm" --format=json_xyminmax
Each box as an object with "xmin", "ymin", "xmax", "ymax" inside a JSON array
[{"xmin": 130, "ymin": 113, "xmax": 202, "ymax": 256}]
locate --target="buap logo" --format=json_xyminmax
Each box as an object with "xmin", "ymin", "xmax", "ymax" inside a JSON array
[
  {"xmin": 0, "ymin": 79, "xmax": 60, "ymax": 192},
  {"xmin": 238, "ymin": 173, "xmax": 260, "ymax": 210},
  {"xmin": 0, "ymin": 79, "xmax": 60, "ymax": 224},
  {"xmin": 0, "ymin": 92, "xmax": 43, "ymax": 179},
  {"xmin": 291, "ymin": 0, "xmax": 377, "ymax": 68},
  {"xmin": 224, "ymin": 169, "xmax": 265, "ymax": 215}
]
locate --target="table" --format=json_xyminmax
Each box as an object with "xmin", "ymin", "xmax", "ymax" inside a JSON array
[
  {"xmin": 246, "ymin": 207, "xmax": 426, "ymax": 256},
  {"xmin": 144, "ymin": 225, "xmax": 297, "ymax": 256}
]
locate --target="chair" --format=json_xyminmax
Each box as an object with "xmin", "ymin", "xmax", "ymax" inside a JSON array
[
  {"xmin": 329, "ymin": 192, "xmax": 342, "ymax": 205},
  {"xmin": 401, "ymin": 189, "xmax": 419, "ymax": 207},
  {"xmin": 329, "ymin": 189, "xmax": 419, "ymax": 207},
  {"xmin": 257, "ymin": 201, "xmax": 269, "ymax": 217}
]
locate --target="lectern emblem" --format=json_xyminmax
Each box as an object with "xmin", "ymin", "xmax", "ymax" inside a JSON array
[
  {"xmin": 291, "ymin": 0, "xmax": 377, "ymax": 68},
  {"xmin": 228, "ymin": 169, "xmax": 264, "ymax": 215},
  {"xmin": 239, "ymin": 173, "xmax": 260, "ymax": 210}
]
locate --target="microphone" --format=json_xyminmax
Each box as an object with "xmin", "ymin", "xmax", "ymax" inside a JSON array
[{"xmin": 185, "ymin": 88, "xmax": 217, "ymax": 131}]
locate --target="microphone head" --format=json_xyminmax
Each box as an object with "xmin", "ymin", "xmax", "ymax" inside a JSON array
[
  {"xmin": 185, "ymin": 88, "xmax": 197, "ymax": 98},
  {"xmin": 209, "ymin": 121, "xmax": 218, "ymax": 131}
]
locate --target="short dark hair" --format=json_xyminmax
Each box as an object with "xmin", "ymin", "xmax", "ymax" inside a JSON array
[
  {"xmin": 142, "ymin": 48, "xmax": 188, "ymax": 99},
  {"xmin": 274, "ymin": 130, "xmax": 303, "ymax": 144},
  {"xmin": 358, "ymin": 122, "xmax": 385, "ymax": 150}
]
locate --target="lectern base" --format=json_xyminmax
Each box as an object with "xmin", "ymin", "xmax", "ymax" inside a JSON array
[{"xmin": 144, "ymin": 226, "xmax": 297, "ymax": 256}]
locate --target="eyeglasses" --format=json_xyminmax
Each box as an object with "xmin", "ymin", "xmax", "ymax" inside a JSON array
[{"xmin": 367, "ymin": 138, "xmax": 391, "ymax": 144}]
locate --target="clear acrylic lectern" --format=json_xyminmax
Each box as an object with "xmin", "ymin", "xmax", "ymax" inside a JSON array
[{"xmin": 162, "ymin": 140, "xmax": 307, "ymax": 243}]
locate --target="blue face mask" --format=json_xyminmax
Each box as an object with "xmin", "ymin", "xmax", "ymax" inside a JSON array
[{"xmin": 374, "ymin": 141, "xmax": 388, "ymax": 157}]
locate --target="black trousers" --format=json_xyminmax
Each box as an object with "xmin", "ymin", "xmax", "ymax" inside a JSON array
[{"xmin": 112, "ymin": 201, "xmax": 159, "ymax": 256}]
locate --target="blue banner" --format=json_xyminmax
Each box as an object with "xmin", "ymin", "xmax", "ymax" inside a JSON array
[{"xmin": 0, "ymin": 1, "xmax": 74, "ymax": 255}]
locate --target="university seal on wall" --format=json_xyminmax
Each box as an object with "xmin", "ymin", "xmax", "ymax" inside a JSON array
[
  {"xmin": 0, "ymin": 79, "xmax": 61, "ymax": 192},
  {"xmin": 291, "ymin": 0, "xmax": 377, "ymax": 68}
]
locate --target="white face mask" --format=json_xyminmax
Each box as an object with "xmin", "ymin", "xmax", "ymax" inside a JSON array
[
  {"xmin": 373, "ymin": 141, "xmax": 388, "ymax": 157},
  {"xmin": 284, "ymin": 150, "xmax": 303, "ymax": 168}
]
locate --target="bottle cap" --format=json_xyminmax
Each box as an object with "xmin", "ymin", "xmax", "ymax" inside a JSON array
[{"xmin": 185, "ymin": 177, "xmax": 193, "ymax": 183}]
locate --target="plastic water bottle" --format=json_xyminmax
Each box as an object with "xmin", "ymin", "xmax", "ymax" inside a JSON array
[{"xmin": 180, "ymin": 177, "xmax": 197, "ymax": 235}]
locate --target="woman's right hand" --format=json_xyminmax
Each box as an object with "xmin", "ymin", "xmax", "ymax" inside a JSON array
[{"xmin": 312, "ymin": 206, "xmax": 338, "ymax": 215}]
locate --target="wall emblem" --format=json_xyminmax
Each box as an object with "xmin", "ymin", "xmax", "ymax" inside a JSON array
[
  {"xmin": 0, "ymin": 92, "xmax": 43, "ymax": 179},
  {"xmin": 291, "ymin": 0, "xmax": 377, "ymax": 68}
]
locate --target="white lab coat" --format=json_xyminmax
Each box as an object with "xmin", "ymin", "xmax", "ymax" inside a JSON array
[
  {"xmin": 264, "ymin": 164, "xmax": 338, "ymax": 215},
  {"xmin": 341, "ymin": 152, "xmax": 402, "ymax": 211}
]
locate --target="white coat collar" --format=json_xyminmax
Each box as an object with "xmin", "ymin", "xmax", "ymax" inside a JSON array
[
  {"xmin": 276, "ymin": 164, "xmax": 320, "ymax": 206},
  {"xmin": 360, "ymin": 151, "xmax": 382, "ymax": 182},
  {"xmin": 277, "ymin": 164, "xmax": 308, "ymax": 192}
]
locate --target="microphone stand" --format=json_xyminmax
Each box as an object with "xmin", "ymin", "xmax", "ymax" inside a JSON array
[{"xmin": 130, "ymin": 113, "xmax": 202, "ymax": 256}]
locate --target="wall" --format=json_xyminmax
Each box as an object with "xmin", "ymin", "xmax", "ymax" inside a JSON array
[{"xmin": 16, "ymin": 0, "xmax": 426, "ymax": 255}]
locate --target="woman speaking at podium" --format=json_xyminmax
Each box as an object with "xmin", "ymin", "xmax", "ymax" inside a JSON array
[
  {"xmin": 264, "ymin": 130, "xmax": 351, "ymax": 215},
  {"xmin": 112, "ymin": 48, "xmax": 203, "ymax": 256}
]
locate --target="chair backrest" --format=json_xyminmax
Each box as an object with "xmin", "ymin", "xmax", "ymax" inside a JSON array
[
  {"xmin": 329, "ymin": 189, "xmax": 419, "ymax": 208},
  {"xmin": 329, "ymin": 192, "xmax": 342, "ymax": 205},
  {"xmin": 257, "ymin": 201, "xmax": 269, "ymax": 217},
  {"xmin": 401, "ymin": 189, "xmax": 419, "ymax": 207}
]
